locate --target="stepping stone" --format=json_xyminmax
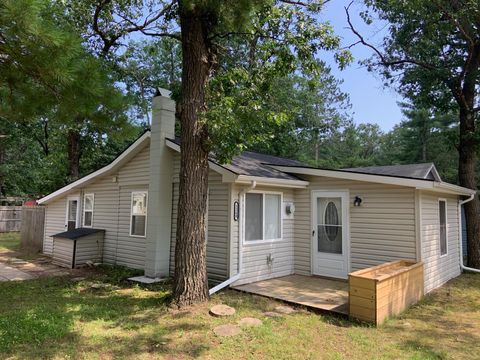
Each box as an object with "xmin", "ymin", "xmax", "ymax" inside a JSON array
[
  {"xmin": 209, "ymin": 304, "xmax": 236, "ymax": 317},
  {"xmin": 71, "ymin": 277, "xmax": 86, "ymax": 282},
  {"xmin": 238, "ymin": 317, "xmax": 262, "ymax": 327},
  {"xmin": 263, "ymin": 311, "xmax": 282, "ymax": 318},
  {"xmin": 213, "ymin": 324, "xmax": 241, "ymax": 337},
  {"xmin": 274, "ymin": 305, "xmax": 296, "ymax": 314}
]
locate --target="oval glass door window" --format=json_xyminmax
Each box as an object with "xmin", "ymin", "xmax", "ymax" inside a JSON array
[{"xmin": 324, "ymin": 202, "xmax": 339, "ymax": 241}]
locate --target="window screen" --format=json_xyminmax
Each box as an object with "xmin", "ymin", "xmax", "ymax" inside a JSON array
[
  {"xmin": 245, "ymin": 193, "xmax": 263, "ymax": 241},
  {"xmin": 245, "ymin": 193, "xmax": 281, "ymax": 242},
  {"xmin": 439, "ymin": 200, "xmax": 447, "ymax": 256},
  {"xmin": 131, "ymin": 192, "xmax": 148, "ymax": 237}
]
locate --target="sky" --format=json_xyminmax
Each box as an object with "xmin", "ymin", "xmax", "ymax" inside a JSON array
[{"xmin": 320, "ymin": 0, "xmax": 404, "ymax": 131}]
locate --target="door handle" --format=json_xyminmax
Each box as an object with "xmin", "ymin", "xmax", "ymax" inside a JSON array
[{"xmin": 312, "ymin": 229, "xmax": 315, "ymax": 237}]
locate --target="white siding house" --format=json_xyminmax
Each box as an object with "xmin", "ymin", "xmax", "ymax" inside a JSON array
[{"xmin": 39, "ymin": 93, "xmax": 475, "ymax": 295}]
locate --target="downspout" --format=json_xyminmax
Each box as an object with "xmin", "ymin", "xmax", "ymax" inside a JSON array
[
  {"xmin": 458, "ymin": 194, "xmax": 480, "ymax": 273},
  {"xmin": 209, "ymin": 180, "xmax": 257, "ymax": 295}
]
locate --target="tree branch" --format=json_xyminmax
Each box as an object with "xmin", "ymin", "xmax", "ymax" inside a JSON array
[
  {"xmin": 92, "ymin": 0, "xmax": 179, "ymax": 55},
  {"xmin": 344, "ymin": 2, "xmax": 438, "ymax": 71}
]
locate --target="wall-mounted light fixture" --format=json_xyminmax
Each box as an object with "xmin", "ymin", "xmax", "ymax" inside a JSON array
[
  {"xmin": 353, "ymin": 196, "xmax": 362, "ymax": 207},
  {"xmin": 285, "ymin": 203, "xmax": 295, "ymax": 215},
  {"xmin": 233, "ymin": 201, "xmax": 239, "ymax": 221}
]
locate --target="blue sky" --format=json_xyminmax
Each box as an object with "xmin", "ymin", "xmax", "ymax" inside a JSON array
[{"xmin": 320, "ymin": 0, "xmax": 404, "ymax": 131}]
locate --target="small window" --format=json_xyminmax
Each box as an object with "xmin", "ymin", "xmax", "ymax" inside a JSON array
[
  {"xmin": 83, "ymin": 194, "xmax": 94, "ymax": 227},
  {"xmin": 439, "ymin": 199, "xmax": 447, "ymax": 256},
  {"xmin": 130, "ymin": 191, "xmax": 147, "ymax": 237},
  {"xmin": 245, "ymin": 192, "xmax": 282, "ymax": 242}
]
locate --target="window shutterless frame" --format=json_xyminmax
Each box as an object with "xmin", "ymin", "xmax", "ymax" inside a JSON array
[
  {"xmin": 65, "ymin": 195, "xmax": 81, "ymax": 231},
  {"xmin": 438, "ymin": 198, "xmax": 448, "ymax": 257},
  {"xmin": 129, "ymin": 191, "xmax": 148, "ymax": 238},
  {"xmin": 242, "ymin": 190, "xmax": 283, "ymax": 244},
  {"xmin": 82, "ymin": 193, "xmax": 94, "ymax": 228}
]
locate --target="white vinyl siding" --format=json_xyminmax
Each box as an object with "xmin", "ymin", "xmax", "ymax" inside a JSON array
[
  {"xmin": 294, "ymin": 177, "xmax": 417, "ymax": 275},
  {"xmin": 232, "ymin": 185, "xmax": 294, "ymax": 286},
  {"xmin": 169, "ymin": 153, "xmax": 230, "ymax": 282},
  {"xmin": 43, "ymin": 142, "xmax": 150, "ymax": 270},
  {"xmin": 43, "ymin": 196, "xmax": 72, "ymax": 255},
  {"xmin": 74, "ymin": 232, "xmax": 104, "ymax": 266},
  {"xmin": 421, "ymin": 192, "xmax": 460, "ymax": 293}
]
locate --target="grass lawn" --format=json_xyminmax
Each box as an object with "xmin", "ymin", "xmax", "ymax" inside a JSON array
[
  {"xmin": 0, "ymin": 232, "xmax": 479, "ymax": 359},
  {"xmin": 0, "ymin": 232, "xmax": 21, "ymax": 252}
]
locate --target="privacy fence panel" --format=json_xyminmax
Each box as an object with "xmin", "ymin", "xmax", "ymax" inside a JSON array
[
  {"xmin": 0, "ymin": 206, "xmax": 22, "ymax": 232},
  {"xmin": 20, "ymin": 206, "xmax": 45, "ymax": 253}
]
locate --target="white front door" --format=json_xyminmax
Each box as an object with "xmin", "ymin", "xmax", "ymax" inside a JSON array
[
  {"xmin": 65, "ymin": 196, "xmax": 80, "ymax": 231},
  {"xmin": 312, "ymin": 191, "xmax": 349, "ymax": 279}
]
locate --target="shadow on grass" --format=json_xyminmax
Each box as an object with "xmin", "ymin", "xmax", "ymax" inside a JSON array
[{"xmin": 0, "ymin": 266, "xmax": 213, "ymax": 359}]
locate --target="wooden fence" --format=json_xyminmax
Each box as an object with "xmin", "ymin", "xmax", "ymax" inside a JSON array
[
  {"xmin": 20, "ymin": 206, "xmax": 45, "ymax": 253},
  {"xmin": 0, "ymin": 206, "xmax": 22, "ymax": 232}
]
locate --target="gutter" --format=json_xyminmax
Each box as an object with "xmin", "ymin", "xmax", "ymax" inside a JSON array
[
  {"xmin": 209, "ymin": 180, "xmax": 257, "ymax": 295},
  {"xmin": 458, "ymin": 194, "xmax": 480, "ymax": 273}
]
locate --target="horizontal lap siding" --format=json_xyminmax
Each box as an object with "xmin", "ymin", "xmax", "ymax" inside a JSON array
[
  {"xmin": 170, "ymin": 154, "xmax": 230, "ymax": 282},
  {"xmin": 294, "ymin": 177, "xmax": 417, "ymax": 275},
  {"xmin": 75, "ymin": 233, "xmax": 104, "ymax": 265},
  {"xmin": 44, "ymin": 143, "xmax": 151, "ymax": 270},
  {"xmin": 102, "ymin": 144, "xmax": 149, "ymax": 269},
  {"xmin": 44, "ymin": 197, "xmax": 70, "ymax": 255},
  {"xmin": 115, "ymin": 186, "xmax": 147, "ymax": 269},
  {"xmin": 233, "ymin": 186, "xmax": 295, "ymax": 286},
  {"xmin": 52, "ymin": 238, "xmax": 74, "ymax": 267},
  {"xmin": 81, "ymin": 176, "xmax": 119, "ymax": 265},
  {"xmin": 421, "ymin": 192, "xmax": 460, "ymax": 293}
]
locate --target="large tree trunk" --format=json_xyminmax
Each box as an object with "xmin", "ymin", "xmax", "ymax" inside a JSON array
[
  {"xmin": 66, "ymin": 128, "xmax": 81, "ymax": 182},
  {"xmin": 458, "ymin": 107, "xmax": 480, "ymax": 268},
  {"xmin": 173, "ymin": 4, "xmax": 212, "ymax": 306}
]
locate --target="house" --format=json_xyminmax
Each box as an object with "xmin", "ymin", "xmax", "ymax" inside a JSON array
[{"xmin": 38, "ymin": 93, "xmax": 475, "ymax": 298}]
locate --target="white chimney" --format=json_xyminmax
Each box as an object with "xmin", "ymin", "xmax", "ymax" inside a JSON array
[{"xmin": 144, "ymin": 92, "xmax": 175, "ymax": 278}]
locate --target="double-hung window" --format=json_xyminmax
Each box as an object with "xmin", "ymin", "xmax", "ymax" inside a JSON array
[
  {"xmin": 245, "ymin": 192, "xmax": 282, "ymax": 242},
  {"xmin": 83, "ymin": 194, "xmax": 94, "ymax": 227},
  {"xmin": 439, "ymin": 199, "xmax": 447, "ymax": 256},
  {"xmin": 130, "ymin": 191, "xmax": 148, "ymax": 237}
]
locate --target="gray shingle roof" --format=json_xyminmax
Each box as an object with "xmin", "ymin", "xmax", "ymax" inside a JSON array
[
  {"xmin": 343, "ymin": 163, "xmax": 440, "ymax": 181},
  {"xmin": 168, "ymin": 138, "xmax": 304, "ymax": 180}
]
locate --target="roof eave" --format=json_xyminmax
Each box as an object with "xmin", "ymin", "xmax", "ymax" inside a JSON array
[
  {"xmin": 235, "ymin": 175, "xmax": 309, "ymax": 189},
  {"xmin": 269, "ymin": 165, "xmax": 474, "ymax": 195}
]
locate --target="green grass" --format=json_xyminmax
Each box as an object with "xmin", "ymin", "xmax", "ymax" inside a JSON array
[
  {"xmin": 0, "ymin": 232, "xmax": 20, "ymax": 252},
  {"xmin": 0, "ymin": 268, "xmax": 479, "ymax": 360}
]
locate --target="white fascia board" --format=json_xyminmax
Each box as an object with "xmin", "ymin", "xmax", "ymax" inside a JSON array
[
  {"xmin": 432, "ymin": 182, "xmax": 476, "ymax": 196},
  {"xmin": 270, "ymin": 165, "xmax": 475, "ymax": 195},
  {"xmin": 38, "ymin": 132, "xmax": 151, "ymax": 204},
  {"xmin": 270, "ymin": 165, "xmax": 434, "ymax": 188},
  {"xmin": 235, "ymin": 175, "xmax": 309, "ymax": 188},
  {"xmin": 165, "ymin": 139, "xmax": 237, "ymax": 180}
]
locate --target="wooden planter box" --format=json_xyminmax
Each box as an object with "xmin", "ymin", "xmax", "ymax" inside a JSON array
[{"xmin": 349, "ymin": 260, "xmax": 424, "ymax": 325}]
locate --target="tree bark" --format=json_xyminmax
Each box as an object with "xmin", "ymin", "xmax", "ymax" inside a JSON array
[
  {"xmin": 66, "ymin": 128, "xmax": 81, "ymax": 182},
  {"xmin": 458, "ymin": 107, "xmax": 480, "ymax": 267},
  {"xmin": 173, "ymin": 3, "xmax": 212, "ymax": 306}
]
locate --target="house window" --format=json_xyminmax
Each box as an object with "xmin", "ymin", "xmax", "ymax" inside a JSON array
[
  {"xmin": 439, "ymin": 199, "xmax": 447, "ymax": 256},
  {"xmin": 83, "ymin": 194, "xmax": 94, "ymax": 227},
  {"xmin": 130, "ymin": 191, "xmax": 148, "ymax": 237},
  {"xmin": 245, "ymin": 192, "xmax": 282, "ymax": 242}
]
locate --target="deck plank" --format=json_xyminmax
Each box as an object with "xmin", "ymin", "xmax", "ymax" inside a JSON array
[{"xmin": 233, "ymin": 275, "xmax": 349, "ymax": 314}]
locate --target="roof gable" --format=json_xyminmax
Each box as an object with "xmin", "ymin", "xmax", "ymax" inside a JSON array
[{"xmin": 343, "ymin": 163, "xmax": 442, "ymax": 181}]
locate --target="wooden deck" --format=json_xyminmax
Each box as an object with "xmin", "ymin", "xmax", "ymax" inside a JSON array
[{"xmin": 233, "ymin": 275, "xmax": 349, "ymax": 314}]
